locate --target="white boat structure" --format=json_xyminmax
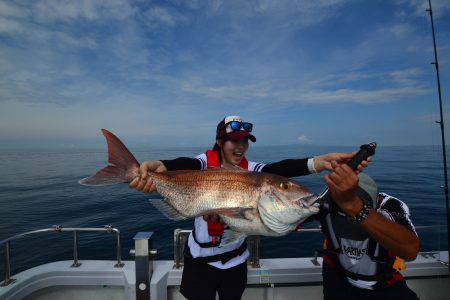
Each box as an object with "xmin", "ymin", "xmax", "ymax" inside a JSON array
[{"xmin": 1, "ymin": 225, "xmax": 449, "ymax": 300}]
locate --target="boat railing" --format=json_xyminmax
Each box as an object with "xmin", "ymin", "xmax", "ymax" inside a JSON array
[
  {"xmin": 172, "ymin": 228, "xmax": 320, "ymax": 269},
  {"xmin": 1, "ymin": 224, "xmax": 447, "ymax": 286},
  {"xmin": 172, "ymin": 225, "xmax": 448, "ymax": 269},
  {"xmin": 0, "ymin": 225, "xmax": 124, "ymax": 287}
]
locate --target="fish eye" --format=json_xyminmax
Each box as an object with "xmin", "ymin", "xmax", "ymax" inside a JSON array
[{"xmin": 280, "ymin": 182, "xmax": 291, "ymax": 190}]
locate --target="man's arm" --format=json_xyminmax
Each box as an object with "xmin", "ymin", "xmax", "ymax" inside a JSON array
[
  {"xmin": 324, "ymin": 162, "xmax": 419, "ymax": 261},
  {"xmin": 359, "ymin": 208, "xmax": 419, "ymax": 261}
]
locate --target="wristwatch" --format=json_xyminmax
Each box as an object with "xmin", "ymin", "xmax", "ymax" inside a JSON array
[{"xmin": 353, "ymin": 203, "xmax": 371, "ymax": 223}]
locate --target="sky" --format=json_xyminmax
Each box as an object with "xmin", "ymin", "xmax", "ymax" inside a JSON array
[{"xmin": 1, "ymin": 0, "xmax": 450, "ymax": 148}]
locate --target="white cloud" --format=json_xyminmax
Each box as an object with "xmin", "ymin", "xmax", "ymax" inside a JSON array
[
  {"xmin": 208, "ymin": 0, "xmax": 223, "ymax": 13},
  {"xmin": 0, "ymin": 1, "xmax": 30, "ymax": 18},
  {"xmin": 309, "ymin": 72, "xmax": 379, "ymax": 88},
  {"xmin": 389, "ymin": 68, "xmax": 423, "ymax": 85},
  {"xmin": 0, "ymin": 17, "xmax": 24, "ymax": 34},
  {"xmin": 173, "ymin": 0, "xmax": 352, "ymax": 28},
  {"xmin": 390, "ymin": 23, "xmax": 413, "ymax": 37},
  {"xmin": 418, "ymin": 0, "xmax": 450, "ymax": 16},
  {"xmin": 295, "ymin": 86, "xmax": 430, "ymax": 104},
  {"xmin": 395, "ymin": 0, "xmax": 450, "ymax": 17},
  {"xmin": 32, "ymin": 0, "xmax": 136, "ymax": 23},
  {"xmin": 181, "ymin": 79, "xmax": 272, "ymax": 101},
  {"xmin": 297, "ymin": 134, "xmax": 312, "ymax": 144},
  {"xmin": 56, "ymin": 31, "xmax": 98, "ymax": 49},
  {"xmin": 176, "ymin": 66, "xmax": 431, "ymax": 106},
  {"xmin": 244, "ymin": 0, "xmax": 351, "ymax": 28},
  {"xmin": 143, "ymin": 6, "xmax": 179, "ymax": 27}
]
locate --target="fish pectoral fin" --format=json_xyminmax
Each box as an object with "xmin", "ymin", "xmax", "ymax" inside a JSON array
[
  {"xmin": 220, "ymin": 230, "xmax": 245, "ymax": 246},
  {"xmin": 211, "ymin": 207, "xmax": 254, "ymax": 220},
  {"xmin": 149, "ymin": 199, "xmax": 188, "ymax": 221}
]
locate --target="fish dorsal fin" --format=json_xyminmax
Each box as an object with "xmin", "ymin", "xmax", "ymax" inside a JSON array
[{"xmin": 149, "ymin": 199, "xmax": 188, "ymax": 221}]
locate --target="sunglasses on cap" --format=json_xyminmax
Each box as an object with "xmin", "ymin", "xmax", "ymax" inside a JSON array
[{"xmin": 226, "ymin": 121, "xmax": 253, "ymax": 133}]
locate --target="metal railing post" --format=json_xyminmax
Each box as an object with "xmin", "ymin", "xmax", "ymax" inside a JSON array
[
  {"xmin": 173, "ymin": 229, "xmax": 181, "ymax": 269},
  {"xmin": 173, "ymin": 229, "xmax": 190, "ymax": 269},
  {"xmin": 248, "ymin": 236, "xmax": 260, "ymax": 268},
  {"xmin": 1, "ymin": 242, "xmax": 16, "ymax": 286},
  {"xmin": 134, "ymin": 232, "xmax": 154, "ymax": 300},
  {"xmin": 71, "ymin": 231, "xmax": 81, "ymax": 267},
  {"xmin": 311, "ymin": 250, "xmax": 320, "ymax": 266},
  {"xmin": 5, "ymin": 242, "xmax": 11, "ymax": 282},
  {"xmin": 114, "ymin": 229, "xmax": 124, "ymax": 268}
]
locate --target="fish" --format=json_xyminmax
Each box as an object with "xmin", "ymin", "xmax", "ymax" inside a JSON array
[{"xmin": 80, "ymin": 129, "xmax": 320, "ymax": 240}]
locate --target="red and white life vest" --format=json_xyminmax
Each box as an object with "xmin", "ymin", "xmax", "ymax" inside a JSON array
[{"xmin": 187, "ymin": 150, "xmax": 258, "ymax": 269}]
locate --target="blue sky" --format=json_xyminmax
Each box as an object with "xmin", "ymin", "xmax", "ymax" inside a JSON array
[{"xmin": 1, "ymin": 0, "xmax": 450, "ymax": 148}]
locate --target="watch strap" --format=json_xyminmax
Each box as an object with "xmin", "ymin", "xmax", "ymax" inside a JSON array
[{"xmin": 354, "ymin": 203, "xmax": 370, "ymax": 223}]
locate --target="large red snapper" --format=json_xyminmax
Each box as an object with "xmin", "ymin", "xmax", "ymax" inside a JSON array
[{"xmin": 80, "ymin": 129, "xmax": 320, "ymax": 237}]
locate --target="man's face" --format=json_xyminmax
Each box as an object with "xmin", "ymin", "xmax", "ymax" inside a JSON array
[{"xmin": 220, "ymin": 139, "xmax": 249, "ymax": 166}]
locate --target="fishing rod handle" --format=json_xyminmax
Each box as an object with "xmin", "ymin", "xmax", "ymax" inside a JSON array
[
  {"xmin": 346, "ymin": 142, "xmax": 377, "ymax": 171},
  {"xmin": 317, "ymin": 142, "xmax": 377, "ymax": 202}
]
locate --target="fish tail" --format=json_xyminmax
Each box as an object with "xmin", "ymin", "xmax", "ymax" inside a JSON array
[{"xmin": 79, "ymin": 129, "xmax": 140, "ymax": 186}]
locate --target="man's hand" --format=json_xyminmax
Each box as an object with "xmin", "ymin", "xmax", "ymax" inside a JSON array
[
  {"xmin": 323, "ymin": 161, "xmax": 363, "ymax": 217},
  {"xmin": 129, "ymin": 160, "xmax": 167, "ymax": 193},
  {"xmin": 314, "ymin": 151, "xmax": 370, "ymax": 173}
]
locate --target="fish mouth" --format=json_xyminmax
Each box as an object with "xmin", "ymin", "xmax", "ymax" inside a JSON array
[{"xmin": 299, "ymin": 194, "xmax": 320, "ymax": 212}]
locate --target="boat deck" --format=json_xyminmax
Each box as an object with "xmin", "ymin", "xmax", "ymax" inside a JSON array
[
  {"xmin": 1, "ymin": 252, "xmax": 449, "ymax": 300},
  {"xmin": 1, "ymin": 228, "xmax": 449, "ymax": 299}
]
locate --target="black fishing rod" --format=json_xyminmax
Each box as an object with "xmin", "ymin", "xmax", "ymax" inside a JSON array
[
  {"xmin": 426, "ymin": 0, "xmax": 450, "ymax": 268},
  {"xmin": 313, "ymin": 142, "xmax": 377, "ymax": 208}
]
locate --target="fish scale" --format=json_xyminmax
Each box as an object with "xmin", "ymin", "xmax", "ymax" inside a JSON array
[{"xmin": 151, "ymin": 171, "xmax": 260, "ymax": 217}]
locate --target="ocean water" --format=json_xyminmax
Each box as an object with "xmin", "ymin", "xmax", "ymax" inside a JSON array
[{"xmin": 0, "ymin": 145, "xmax": 448, "ymax": 280}]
